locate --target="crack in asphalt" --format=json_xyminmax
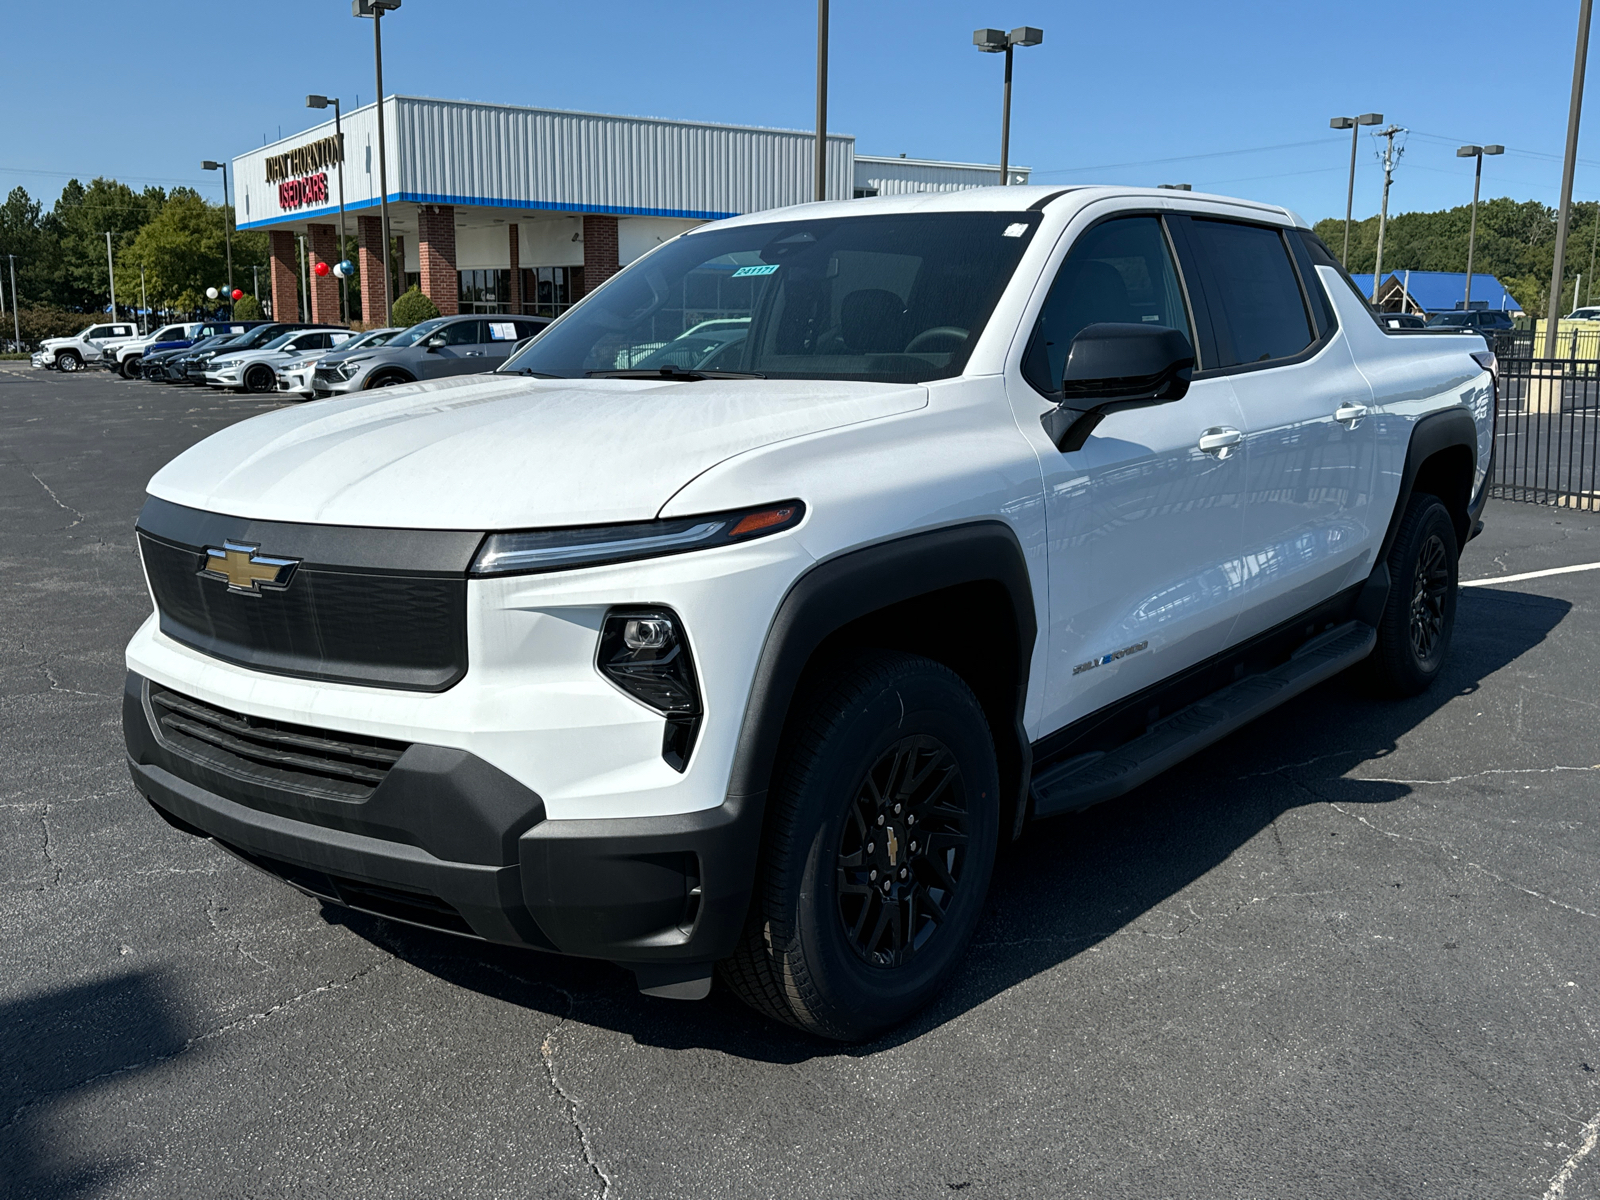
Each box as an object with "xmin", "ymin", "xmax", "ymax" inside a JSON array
[
  {"xmin": 27, "ymin": 469, "xmax": 85, "ymax": 528},
  {"xmin": 39, "ymin": 805, "xmax": 60, "ymax": 887},
  {"xmin": 1356, "ymin": 765, "xmax": 1600, "ymax": 787},
  {"xmin": 0, "ymin": 960, "xmax": 387, "ymax": 1136}
]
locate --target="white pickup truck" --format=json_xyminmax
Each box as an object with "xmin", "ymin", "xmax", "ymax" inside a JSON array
[
  {"xmin": 101, "ymin": 323, "xmax": 204, "ymax": 378},
  {"xmin": 123, "ymin": 186, "xmax": 1493, "ymax": 1039},
  {"xmin": 33, "ymin": 321, "xmax": 139, "ymax": 372}
]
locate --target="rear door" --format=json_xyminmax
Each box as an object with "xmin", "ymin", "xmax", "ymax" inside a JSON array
[
  {"xmin": 480, "ymin": 319, "xmax": 526, "ymax": 370},
  {"xmin": 1177, "ymin": 216, "xmax": 1378, "ymax": 642}
]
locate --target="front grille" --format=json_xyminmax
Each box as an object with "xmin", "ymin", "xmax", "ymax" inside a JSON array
[
  {"xmin": 136, "ymin": 498, "xmax": 482, "ymax": 692},
  {"xmin": 150, "ymin": 685, "xmax": 407, "ymax": 801}
]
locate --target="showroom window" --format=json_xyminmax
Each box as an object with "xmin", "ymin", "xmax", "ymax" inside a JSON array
[
  {"xmin": 521, "ymin": 266, "xmax": 584, "ymax": 317},
  {"xmin": 459, "ymin": 269, "xmax": 511, "ymax": 314}
]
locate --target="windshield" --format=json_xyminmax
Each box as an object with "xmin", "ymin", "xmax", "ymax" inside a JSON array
[
  {"xmin": 502, "ymin": 211, "xmax": 1041, "ymax": 382},
  {"xmin": 1426, "ymin": 313, "xmax": 1471, "ymax": 327},
  {"xmin": 387, "ymin": 317, "xmax": 454, "ymax": 348},
  {"xmin": 260, "ymin": 331, "xmax": 301, "ymax": 351},
  {"xmin": 345, "ymin": 328, "xmax": 399, "ymax": 350}
]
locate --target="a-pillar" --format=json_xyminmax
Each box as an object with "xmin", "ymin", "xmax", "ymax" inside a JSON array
[
  {"xmin": 417, "ymin": 205, "xmax": 458, "ymax": 316},
  {"xmin": 307, "ymin": 223, "xmax": 341, "ymax": 324},
  {"xmin": 507, "ymin": 224, "xmax": 521, "ymax": 313},
  {"xmin": 357, "ymin": 214, "xmax": 388, "ymax": 326},
  {"xmin": 269, "ymin": 231, "xmax": 298, "ymax": 323},
  {"xmin": 581, "ymin": 215, "xmax": 620, "ymax": 296}
]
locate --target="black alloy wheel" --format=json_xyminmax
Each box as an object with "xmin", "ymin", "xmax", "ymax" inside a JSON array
[
  {"xmin": 721, "ymin": 651, "xmax": 999, "ymax": 1041},
  {"xmin": 835, "ymin": 735, "xmax": 970, "ymax": 968},
  {"xmin": 1367, "ymin": 493, "xmax": 1459, "ymax": 696},
  {"xmin": 244, "ymin": 365, "xmax": 275, "ymax": 393}
]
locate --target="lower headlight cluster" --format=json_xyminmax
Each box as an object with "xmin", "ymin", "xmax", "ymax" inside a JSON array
[{"xmin": 598, "ymin": 608, "xmax": 701, "ymax": 771}]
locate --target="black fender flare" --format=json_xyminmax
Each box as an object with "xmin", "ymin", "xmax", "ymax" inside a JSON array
[
  {"xmin": 364, "ymin": 368, "xmax": 416, "ymax": 388},
  {"xmin": 726, "ymin": 519, "xmax": 1038, "ymax": 839},
  {"xmin": 1356, "ymin": 405, "xmax": 1480, "ymax": 624}
]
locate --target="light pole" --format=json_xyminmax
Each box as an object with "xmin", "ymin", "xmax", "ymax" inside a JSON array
[
  {"xmin": 815, "ymin": 0, "xmax": 828, "ymax": 201},
  {"xmin": 201, "ymin": 160, "xmax": 235, "ymax": 295},
  {"xmin": 1329, "ymin": 112, "xmax": 1383, "ymax": 266},
  {"xmin": 307, "ymin": 94, "xmax": 350, "ymax": 323},
  {"xmin": 974, "ymin": 26, "xmax": 1044, "ymax": 185},
  {"xmin": 139, "ymin": 263, "xmax": 148, "ymax": 334},
  {"xmin": 1456, "ymin": 144, "xmax": 1503, "ymax": 311},
  {"xmin": 7, "ymin": 255, "xmax": 19, "ymax": 351},
  {"xmin": 297, "ymin": 234, "xmax": 311, "ymax": 322},
  {"xmin": 105, "ymin": 231, "xmax": 117, "ymax": 321},
  {"xmin": 1548, "ymin": 0, "xmax": 1594, "ymax": 352},
  {"xmin": 355, "ymin": 0, "xmax": 402, "ymax": 324}
]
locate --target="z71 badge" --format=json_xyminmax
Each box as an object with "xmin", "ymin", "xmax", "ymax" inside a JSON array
[{"xmin": 1072, "ymin": 640, "xmax": 1149, "ymax": 676}]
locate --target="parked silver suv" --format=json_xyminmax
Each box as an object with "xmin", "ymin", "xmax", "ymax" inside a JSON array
[{"xmin": 311, "ymin": 314, "xmax": 548, "ymax": 396}]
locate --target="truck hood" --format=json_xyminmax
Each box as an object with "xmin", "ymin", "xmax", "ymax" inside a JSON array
[{"xmin": 147, "ymin": 372, "xmax": 927, "ymax": 529}]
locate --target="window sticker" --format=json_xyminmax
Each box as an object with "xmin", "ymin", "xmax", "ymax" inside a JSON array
[
  {"xmin": 1003, "ymin": 223, "xmax": 1029, "ymax": 238},
  {"xmin": 731, "ymin": 264, "xmax": 780, "ymax": 278},
  {"xmin": 488, "ymin": 322, "xmax": 519, "ymax": 341}
]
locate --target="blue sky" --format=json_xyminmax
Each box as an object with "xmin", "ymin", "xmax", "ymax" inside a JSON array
[{"xmin": 4, "ymin": 1, "xmax": 1599, "ymax": 223}]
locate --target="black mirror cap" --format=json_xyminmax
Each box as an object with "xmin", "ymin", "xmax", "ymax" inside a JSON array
[{"xmin": 1060, "ymin": 322, "xmax": 1194, "ymax": 404}]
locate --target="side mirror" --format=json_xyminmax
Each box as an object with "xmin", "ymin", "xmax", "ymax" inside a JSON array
[
  {"xmin": 1041, "ymin": 323, "xmax": 1194, "ymax": 451},
  {"xmin": 424, "ymin": 334, "xmax": 447, "ymax": 350}
]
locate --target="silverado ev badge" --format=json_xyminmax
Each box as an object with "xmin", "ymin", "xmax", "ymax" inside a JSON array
[
  {"xmin": 1072, "ymin": 640, "xmax": 1149, "ymax": 676},
  {"xmin": 199, "ymin": 541, "xmax": 299, "ymax": 595}
]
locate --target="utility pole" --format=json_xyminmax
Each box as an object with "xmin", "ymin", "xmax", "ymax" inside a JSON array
[
  {"xmin": 815, "ymin": 0, "xmax": 828, "ymax": 202},
  {"xmin": 1587, "ymin": 202, "xmax": 1600, "ymax": 308},
  {"xmin": 1330, "ymin": 112, "xmax": 1383, "ymax": 266},
  {"xmin": 355, "ymin": 0, "xmax": 402, "ymax": 324},
  {"xmin": 139, "ymin": 264, "xmax": 148, "ymax": 335},
  {"xmin": 1547, "ymin": 0, "xmax": 1593, "ymax": 354},
  {"xmin": 1371, "ymin": 125, "xmax": 1405, "ymax": 305},
  {"xmin": 105, "ymin": 231, "xmax": 118, "ymax": 321}
]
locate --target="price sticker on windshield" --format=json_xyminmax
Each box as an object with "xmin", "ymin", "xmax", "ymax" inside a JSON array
[{"xmin": 731, "ymin": 264, "xmax": 780, "ymax": 277}]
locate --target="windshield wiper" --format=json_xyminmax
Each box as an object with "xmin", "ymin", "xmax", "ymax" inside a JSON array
[
  {"xmin": 586, "ymin": 366, "xmax": 766, "ymax": 381},
  {"xmin": 503, "ymin": 368, "xmax": 564, "ymax": 377}
]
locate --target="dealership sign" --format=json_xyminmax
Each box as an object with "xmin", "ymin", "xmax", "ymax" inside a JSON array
[
  {"xmin": 265, "ymin": 133, "xmax": 344, "ymax": 182},
  {"xmin": 278, "ymin": 173, "xmax": 330, "ymax": 211}
]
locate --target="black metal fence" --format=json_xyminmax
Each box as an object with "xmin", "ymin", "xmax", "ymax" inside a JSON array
[
  {"xmin": 1488, "ymin": 353, "xmax": 1600, "ymax": 510},
  {"xmin": 1493, "ymin": 325, "xmax": 1600, "ymax": 366}
]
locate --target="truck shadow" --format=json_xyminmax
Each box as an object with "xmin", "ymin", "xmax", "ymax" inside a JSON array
[
  {"xmin": 332, "ymin": 585, "xmax": 1571, "ymax": 1063},
  {"xmin": 0, "ymin": 970, "xmax": 190, "ymax": 1199}
]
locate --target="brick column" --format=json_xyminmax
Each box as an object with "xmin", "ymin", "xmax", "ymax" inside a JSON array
[
  {"xmin": 581, "ymin": 215, "xmax": 620, "ymax": 296},
  {"xmin": 269, "ymin": 231, "xmax": 298, "ymax": 323},
  {"xmin": 357, "ymin": 214, "xmax": 387, "ymax": 326},
  {"xmin": 417, "ymin": 205, "xmax": 458, "ymax": 316},
  {"xmin": 307, "ymin": 223, "xmax": 341, "ymax": 324},
  {"xmin": 507, "ymin": 224, "xmax": 521, "ymax": 313}
]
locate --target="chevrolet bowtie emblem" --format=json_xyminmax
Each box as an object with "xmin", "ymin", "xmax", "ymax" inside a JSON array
[
  {"xmin": 886, "ymin": 826, "xmax": 900, "ymax": 867},
  {"xmin": 199, "ymin": 541, "xmax": 299, "ymax": 595}
]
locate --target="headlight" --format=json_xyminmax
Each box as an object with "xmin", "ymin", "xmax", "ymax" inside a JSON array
[
  {"xmin": 284, "ymin": 358, "xmax": 316, "ymax": 371},
  {"xmin": 336, "ymin": 357, "xmax": 371, "ymax": 379},
  {"xmin": 469, "ymin": 501, "xmax": 804, "ymax": 578}
]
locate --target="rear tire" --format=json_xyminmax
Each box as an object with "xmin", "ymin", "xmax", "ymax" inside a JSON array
[
  {"xmin": 720, "ymin": 652, "xmax": 999, "ymax": 1041},
  {"xmin": 1368, "ymin": 494, "xmax": 1459, "ymax": 696},
  {"xmin": 244, "ymin": 365, "xmax": 275, "ymax": 393}
]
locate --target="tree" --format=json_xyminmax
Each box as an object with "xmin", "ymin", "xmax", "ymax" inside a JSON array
[
  {"xmin": 118, "ymin": 189, "xmax": 266, "ymax": 314},
  {"xmin": 0, "ymin": 187, "xmax": 55, "ymax": 307},
  {"xmin": 391, "ymin": 285, "xmax": 439, "ymax": 326},
  {"xmin": 42, "ymin": 178, "xmax": 164, "ymax": 310},
  {"xmin": 233, "ymin": 294, "xmax": 263, "ymax": 320}
]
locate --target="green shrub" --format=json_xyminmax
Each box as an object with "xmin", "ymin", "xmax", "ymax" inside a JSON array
[
  {"xmin": 232, "ymin": 294, "xmax": 263, "ymax": 321},
  {"xmin": 391, "ymin": 286, "xmax": 440, "ymax": 328}
]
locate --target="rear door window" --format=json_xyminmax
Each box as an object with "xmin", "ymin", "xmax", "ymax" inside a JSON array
[{"xmin": 1189, "ymin": 220, "xmax": 1314, "ymax": 367}]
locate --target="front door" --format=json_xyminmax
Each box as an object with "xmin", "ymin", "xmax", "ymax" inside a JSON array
[
  {"xmin": 1013, "ymin": 213, "xmax": 1249, "ymax": 737},
  {"xmin": 419, "ymin": 320, "xmax": 487, "ymax": 378}
]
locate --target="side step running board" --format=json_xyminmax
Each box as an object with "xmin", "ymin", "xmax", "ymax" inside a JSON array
[{"xmin": 1030, "ymin": 620, "xmax": 1377, "ymax": 818}]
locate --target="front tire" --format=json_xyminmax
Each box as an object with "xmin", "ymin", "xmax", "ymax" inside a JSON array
[
  {"xmin": 1368, "ymin": 494, "xmax": 1459, "ymax": 696},
  {"xmin": 57, "ymin": 350, "xmax": 83, "ymax": 372},
  {"xmin": 721, "ymin": 652, "xmax": 999, "ymax": 1041},
  {"xmin": 365, "ymin": 370, "xmax": 414, "ymax": 389},
  {"xmin": 120, "ymin": 356, "xmax": 141, "ymax": 379},
  {"xmin": 244, "ymin": 365, "xmax": 275, "ymax": 393}
]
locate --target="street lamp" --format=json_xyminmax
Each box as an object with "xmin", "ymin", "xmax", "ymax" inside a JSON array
[
  {"xmin": 974, "ymin": 26, "xmax": 1043, "ymax": 185},
  {"xmin": 354, "ymin": 0, "xmax": 402, "ymax": 325},
  {"xmin": 201, "ymin": 161, "xmax": 235, "ymax": 298},
  {"xmin": 1456, "ymin": 144, "xmax": 1504, "ymax": 312},
  {"xmin": 1329, "ymin": 112, "xmax": 1383, "ymax": 266},
  {"xmin": 307, "ymin": 94, "xmax": 351, "ymax": 323}
]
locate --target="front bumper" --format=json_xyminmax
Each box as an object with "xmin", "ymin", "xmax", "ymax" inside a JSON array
[
  {"xmin": 124, "ymin": 669, "xmax": 760, "ymax": 967},
  {"xmin": 278, "ymin": 367, "xmax": 315, "ymax": 396}
]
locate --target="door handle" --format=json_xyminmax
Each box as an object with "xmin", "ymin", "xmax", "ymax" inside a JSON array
[
  {"xmin": 1334, "ymin": 403, "xmax": 1368, "ymax": 429},
  {"xmin": 1197, "ymin": 427, "xmax": 1242, "ymax": 458}
]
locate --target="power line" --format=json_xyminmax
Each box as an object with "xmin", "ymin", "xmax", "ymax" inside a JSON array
[{"xmin": 1030, "ymin": 137, "xmax": 1330, "ymax": 178}]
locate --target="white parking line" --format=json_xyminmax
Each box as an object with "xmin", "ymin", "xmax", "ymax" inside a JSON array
[{"xmin": 1462, "ymin": 562, "xmax": 1600, "ymax": 587}]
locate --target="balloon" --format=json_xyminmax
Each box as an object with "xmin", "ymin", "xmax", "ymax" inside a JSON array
[
  {"xmin": 206, "ymin": 287, "xmax": 219, "ymax": 300},
  {"xmin": 333, "ymin": 259, "xmax": 354, "ymax": 279},
  {"xmin": 231, "ymin": 288, "xmax": 243, "ymax": 300},
  {"xmin": 313, "ymin": 261, "xmax": 330, "ymax": 277}
]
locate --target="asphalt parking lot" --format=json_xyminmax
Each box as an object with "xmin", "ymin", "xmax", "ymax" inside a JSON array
[{"xmin": 3, "ymin": 365, "xmax": 1600, "ymax": 1200}]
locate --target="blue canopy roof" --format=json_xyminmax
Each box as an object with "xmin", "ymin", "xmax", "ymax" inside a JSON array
[{"xmin": 1347, "ymin": 270, "xmax": 1522, "ymax": 313}]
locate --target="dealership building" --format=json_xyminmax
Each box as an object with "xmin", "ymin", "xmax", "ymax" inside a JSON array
[{"xmin": 232, "ymin": 95, "xmax": 1029, "ymax": 323}]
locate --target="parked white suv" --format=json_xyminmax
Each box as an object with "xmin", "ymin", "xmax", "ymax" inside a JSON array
[
  {"xmin": 204, "ymin": 327, "xmax": 354, "ymax": 393},
  {"xmin": 123, "ymin": 187, "xmax": 1494, "ymax": 1039},
  {"xmin": 34, "ymin": 321, "xmax": 138, "ymax": 372}
]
